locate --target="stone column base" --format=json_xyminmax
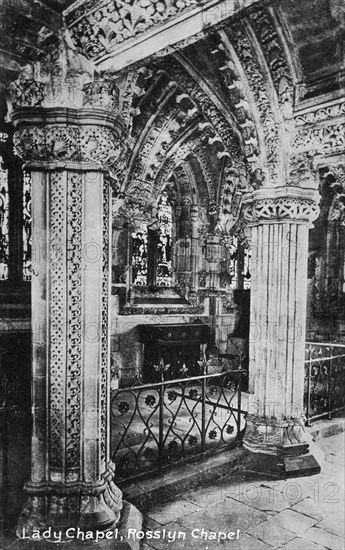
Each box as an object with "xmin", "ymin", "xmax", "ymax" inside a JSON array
[
  {"xmin": 243, "ymin": 415, "xmax": 321, "ymax": 476},
  {"xmin": 243, "ymin": 414, "xmax": 315, "ymax": 457},
  {"xmin": 16, "ymin": 466, "xmax": 123, "ymax": 537}
]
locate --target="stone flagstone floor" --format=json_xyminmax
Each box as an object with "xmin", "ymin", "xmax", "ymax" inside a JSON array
[
  {"xmin": 0, "ymin": 427, "xmax": 343, "ymax": 549},
  {"xmin": 140, "ymin": 431, "xmax": 344, "ymax": 550}
]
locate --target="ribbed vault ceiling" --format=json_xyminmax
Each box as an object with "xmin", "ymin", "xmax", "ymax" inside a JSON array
[{"xmin": 0, "ymin": 0, "xmax": 344, "ymax": 235}]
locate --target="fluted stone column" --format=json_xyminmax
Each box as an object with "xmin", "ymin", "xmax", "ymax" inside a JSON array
[
  {"xmin": 9, "ymin": 79, "xmax": 128, "ymax": 534},
  {"xmin": 242, "ymin": 186, "xmax": 320, "ymax": 461}
]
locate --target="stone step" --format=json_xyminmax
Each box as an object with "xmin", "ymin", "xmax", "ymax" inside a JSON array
[{"xmin": 284, "ymin": 454, "xmax": 321, "ymax": 477}]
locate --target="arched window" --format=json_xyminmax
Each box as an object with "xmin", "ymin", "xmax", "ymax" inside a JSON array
[{"xmin": 131, "ymin": 193, "xmax": 173, "ymax": 287}]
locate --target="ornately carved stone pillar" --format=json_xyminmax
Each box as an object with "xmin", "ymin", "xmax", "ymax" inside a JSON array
[
  {"xmin": 10, "ymin": 82, "xmax": 127, "ymax": 534},
  {"xmin": 241, "ymin": 186, "xmax": 321, "ymax": 466}
]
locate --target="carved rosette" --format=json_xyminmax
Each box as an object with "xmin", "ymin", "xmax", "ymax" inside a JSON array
[
  {"xmin": 11, "ymin": 108, "xmax": 125, "ymax": 169},
  {"xmin": 242, "ymin": 187, "xmax": 320, "ymax": 226}
]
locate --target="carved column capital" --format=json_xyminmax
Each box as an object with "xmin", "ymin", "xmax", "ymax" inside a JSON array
[
  {"xmin": 11, "ymin": 108, "xmax": 125, "ymax": 170},
  {"xmin": 242, "ymin": 186, "xmax": 320, "ymax": 225}
]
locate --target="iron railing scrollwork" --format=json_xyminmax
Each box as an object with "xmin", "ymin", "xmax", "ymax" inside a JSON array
[
  {"xmin": 110, "ymin": 358, "xmax": 247, "ymax": 482},
  {"xmin": 304, "ymin": 341, "xmax": 345, "ymax": 425}
]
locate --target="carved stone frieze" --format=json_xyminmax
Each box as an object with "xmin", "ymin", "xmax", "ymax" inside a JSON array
[
  {"xmin": 293, "ymin": 122, "xmax": 345, "ymax": 157},
  {"xmin": 294, "ymin": 100, "xmax": 345, "ymax": 127},
  {"xmin": 122, "ymin": 305, "xmax": 204, "ymax": 315},
  {"xmin": 64, "ymin": 0, "xmax": 204, "ymax": 60}
]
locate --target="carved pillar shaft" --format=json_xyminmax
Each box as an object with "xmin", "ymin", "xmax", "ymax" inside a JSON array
[
  {"xmin": 242, "ymin": 187, "xmax": 320, "ymax": 455},
  {"xmin": 11, "ymin": 106, "xmax": 125, "ymax": 534}
]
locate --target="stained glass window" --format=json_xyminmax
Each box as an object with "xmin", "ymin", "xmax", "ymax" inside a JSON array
[
  {"xmin": 156, "ymin": 193, "xmax": 172, "ymax": 287},
  {"xmin": 22, "ymin": 170, "xmax": 32, "ymax": 281},
  {"xmin": 132, "ymin": 224, "xmax": 148, "ymax": 285},
  {"xmin": 0, "ymin": 155, "xmax": 9, "ymax": 280},
  {"xmin": 131, "ymin": 193, "xmax": 173, "ymax": 287}
]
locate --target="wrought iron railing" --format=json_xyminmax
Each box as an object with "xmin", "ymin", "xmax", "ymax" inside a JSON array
[
  {"xmin": 304, "ymin": 342, "xmax": 345, "ymax": 425},
  {"xmin": 110, "ymin": 360, "xmax": 247, "ymax": 482}
]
